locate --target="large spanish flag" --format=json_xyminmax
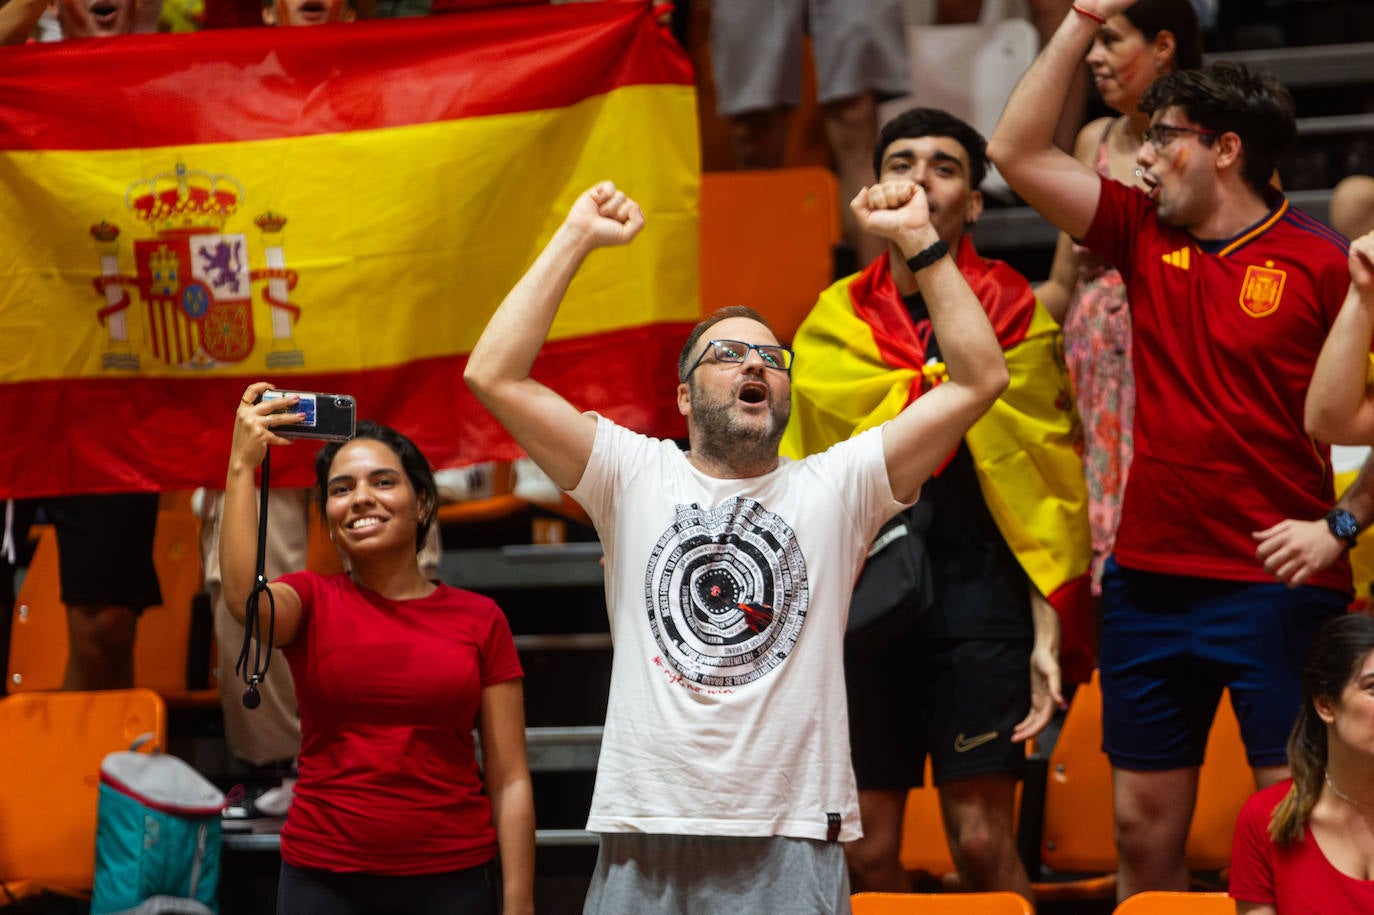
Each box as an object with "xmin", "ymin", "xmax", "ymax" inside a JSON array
[
  {"xmin": 781, "ymin": 240, "xmax": 1096, "ymax": 683},
  {"xmin": 0, "ymin": 0, "xmax": 698, "ymax": 498}
]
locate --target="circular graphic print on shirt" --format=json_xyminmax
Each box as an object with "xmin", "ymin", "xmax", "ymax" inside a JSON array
[{"xmin": 644, "ymin": 496, "xmax": 809, "ymax": 688}]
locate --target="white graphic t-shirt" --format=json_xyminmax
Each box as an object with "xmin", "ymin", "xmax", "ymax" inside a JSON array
[{"xmin": 569, "ymin": 416, "xmax": 908, "ymax": 842}]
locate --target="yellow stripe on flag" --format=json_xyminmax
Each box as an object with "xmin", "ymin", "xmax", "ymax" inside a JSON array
[{"xmin": 0, "ymin": 84, "xmax": 699, "ymax": 381}]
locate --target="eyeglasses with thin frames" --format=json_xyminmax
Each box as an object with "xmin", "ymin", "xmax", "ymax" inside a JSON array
[
  {"xmin": 684, "ymin": 339, "xmax": 794, "ymax": 379},
  {"xmin": 1143, "ymin": 123, "xmax": 1218, "ymax": 151}
]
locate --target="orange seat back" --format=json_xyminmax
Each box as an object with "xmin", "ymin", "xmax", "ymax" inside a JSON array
[
  {"xmin": 851, "ymin": 891, "xmax": 1034, "ymax": 914},
  {"xmin": 7, "ymin": 525, "xmax": 65, "ymax": 693},
  {"xmin": 8, "ymin": 510, "xmax": 211, "ymax": 702},
  {"xmin": 698, "ymin": 167, "xmax": 840, "ymax": 345},
  {"xmin": 899, "ymin": 760, "xmax": 956, "ymax": 878},
  {"xmin": 133, "ymin": 508, "xmax": 206, "ymax": 696},
  {"xmin": 1040, "ymin": 670, "xmax": 1115, "ymax": 874},
  {"xmin": 1112, "ymin": 891, "xmax": 1237, "ymax": 914},
  {"xmin": 0, "ymin": 688, "xmax": 166, "ymax": 893}
]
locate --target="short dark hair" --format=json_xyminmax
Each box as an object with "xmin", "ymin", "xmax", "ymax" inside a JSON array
[
  {"xmin": 1139, "ymin": 61, "xmax": 1296, "ymax": 194},
  {"xmin": 1123, "ymin": 0, "xmax": 1203, "ymax": 72},
  {"xmin": 872, "ymin": 108, "xmax": 988, "ymax": 191},
  {"xmin": 678, "ymin": 306, "xmax": 778, "ymax": 382},
  {"xmin": 314, "ymin": 420, "xmax": 438, "ymax": 551}
]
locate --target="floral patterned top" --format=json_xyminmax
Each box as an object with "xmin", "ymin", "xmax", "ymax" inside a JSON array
[{"xmin": 1063, "ymin": 123, "xmax": 1135, "ymax": 591}]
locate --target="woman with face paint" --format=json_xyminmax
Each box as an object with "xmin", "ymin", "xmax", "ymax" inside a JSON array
[{"xmin": 1032, "ymin": 0, "xmax": 1202, "ymax": 593}]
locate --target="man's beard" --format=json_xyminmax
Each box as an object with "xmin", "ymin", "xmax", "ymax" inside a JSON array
[{"xmin": 688, "ymin": 379, "xmax": 790, "ymax": 470}]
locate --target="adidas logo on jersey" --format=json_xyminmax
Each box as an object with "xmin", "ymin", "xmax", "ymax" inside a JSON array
[{"xmin": 1161, "ymin": 247, "xmax": 1191, "ymax": 270}]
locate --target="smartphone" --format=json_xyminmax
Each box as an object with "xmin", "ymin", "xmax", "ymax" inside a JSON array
[{"xmin": 261, "ymin": 390, "xmax": 356, "ymax": 442}]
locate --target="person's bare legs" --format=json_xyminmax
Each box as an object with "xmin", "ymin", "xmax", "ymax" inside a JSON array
[
  {"xmin": 939, "ymin": 774, "xmax": 1032, "ymax": 898},
  {"xmin": 846, "ymin": 788, "xmax": 913, "ymax": 892},
  {"xmin": 823, "ymin": 92, "xmax": 887, "ymax": 265},
  {"xmin": 1112, "ymin": 766, "xmax": 1198, "ymax": 901},
  {"xmin": 729, "ymin": 108, "xmax": 790, "ymax": 170},
  {"xmin": 63, "ymin": 603, "xmax": 136, "ymax": 689}
]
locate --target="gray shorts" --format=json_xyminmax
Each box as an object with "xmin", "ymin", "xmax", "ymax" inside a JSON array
[
  {"xmin": 709, "ymin": 0, "xmax": 910, "ymax": 117},
  {"xmin": 584, "ymin": 833, "xmax": 851, "ymax": 914}
]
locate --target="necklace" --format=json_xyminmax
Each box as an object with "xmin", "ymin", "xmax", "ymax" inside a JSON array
[{"xmin": 1325, "ymin": 774, "xmax": 1374, "ymax": 808}]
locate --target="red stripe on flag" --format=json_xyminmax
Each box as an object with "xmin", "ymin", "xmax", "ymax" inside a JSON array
[
  {"xmin": 0, "ymin": 1, "xmax": 691, "ymax": 152},
  {"xmin": 0, "ymin": 322, "xmax": 693, "ymax": 499}
]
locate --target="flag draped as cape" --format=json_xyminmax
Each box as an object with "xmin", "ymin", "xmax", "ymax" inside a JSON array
[{"xmin": 782, "ymin": 237, "xmax": 1094, "ymax": 683}]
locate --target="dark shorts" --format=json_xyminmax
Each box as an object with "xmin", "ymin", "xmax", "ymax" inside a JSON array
[
  {"xmin": 9, "ymin": 494, "xmax": 161, "ymax": 613},
  {"xmin": 277, "ymin": 859, "xmax": 497, "ymax": 915},
  {"xmin": 1099, "ymin": 557, "xmax": 1347, "ymax": 771},
  {"xmin": 846, "ymin": 633, "xmax": 1030, "ymax": 790}
]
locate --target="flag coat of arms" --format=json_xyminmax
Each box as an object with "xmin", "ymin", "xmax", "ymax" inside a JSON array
[{"xmin": 0, "ymin": 0, "xmax": 699, "ymax": 497}]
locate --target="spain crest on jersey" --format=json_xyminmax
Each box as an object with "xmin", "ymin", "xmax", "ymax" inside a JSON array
[
  {"xmin": 1239, "ymin": 263, "xmax": 1287, "ymax": 318},
  {"xmin": 89, "ymin": 163, "xmax": 304, "ymax": 371}
]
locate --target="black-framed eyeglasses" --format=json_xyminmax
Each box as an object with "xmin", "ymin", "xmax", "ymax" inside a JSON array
[
  {"xmin": 685, "ymin": 339, "xmax": 794, "ymax": 379},
  {"xmin": 1143, "ymin": 124, "xmax": 1218, "ymax": 151}
]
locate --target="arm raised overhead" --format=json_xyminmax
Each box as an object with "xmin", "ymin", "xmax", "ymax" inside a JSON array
[{"xmin": 464, "ymin": 182, "xmax": 645, "ymax": 492}]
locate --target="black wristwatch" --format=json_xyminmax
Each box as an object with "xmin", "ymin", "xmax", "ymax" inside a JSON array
[{"xmin": 1326, "ymin": 508, "xmax": 1360, "ymax": 549}]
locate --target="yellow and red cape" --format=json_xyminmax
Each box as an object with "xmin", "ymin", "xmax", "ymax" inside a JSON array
[{"xmin": 782, "ymin": 237, "xmax": 1094, "ymax": 683}]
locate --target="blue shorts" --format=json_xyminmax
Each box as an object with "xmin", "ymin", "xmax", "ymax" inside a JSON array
[{"xmin": 1099, "ymin": 557, "xmax": 1347, "ymax": 771}]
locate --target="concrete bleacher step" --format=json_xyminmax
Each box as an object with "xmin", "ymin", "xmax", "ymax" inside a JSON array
[
  {"xmin": 526, "ymin": 724, "xmax": 603, "ymax": 773},
  {"xmin": 1209, "ymin": 42, "xmax": 1374, "ymax": 87}
]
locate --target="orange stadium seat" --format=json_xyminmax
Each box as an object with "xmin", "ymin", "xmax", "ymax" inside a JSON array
[
  {"xmin": 1034, "ymin": 670, "xmax": 1117, "ymax": 899},
  {"xmin": 1113, "ymin": 891, "xmax": 1237, "ymax": 914},
  {"xmin": 851, "ymin": 891, "xmax": 1034, "ymax": 914},
  {"xmin": 698, "ymin": 167, "xmax": 841, "ymax": 345},
  {"xmin": 0, "ymin": 689, "xmax": 165, "ymax": 903},
  {"xmin": 900, "ymin": 760, "xmax": 958, "ymax": 882},
  {"xmin": 6, "ymin": 525, "xmax": 64, "ymax": 694},
  {"xmin": 7, "ymin": 508, "xmax": 214, "ymax": 705}
]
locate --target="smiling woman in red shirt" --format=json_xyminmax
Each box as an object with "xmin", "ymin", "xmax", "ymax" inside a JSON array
[{"xmin": 220, "ymin": 381, "xmax": 534, "ymax": 915}]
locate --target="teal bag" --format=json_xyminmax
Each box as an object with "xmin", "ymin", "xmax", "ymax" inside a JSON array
[{"xmin": 91, "ymin": 750, "xmax": 225, "ymax": 915}]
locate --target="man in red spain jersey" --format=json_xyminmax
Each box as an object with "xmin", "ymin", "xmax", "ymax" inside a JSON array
[{"xmin": 988, "ymin": 0, "xmax": 1369, "ymax": 902}]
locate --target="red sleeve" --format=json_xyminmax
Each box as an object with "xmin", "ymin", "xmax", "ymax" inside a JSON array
[
  {"xmin": 275, "ymin": 569, "xmax": 322, "ymax": 623},
  {"xmin": 1229, "ymin": 786, "xmax": 1281, "ymax": 904},
  {"xmin": 479, "ymin": 598, "xmax": 523, "ymax": 688},
  {"xmin": 1080, "ymin": 174, "xmax": 1154, "ymax": 284}
]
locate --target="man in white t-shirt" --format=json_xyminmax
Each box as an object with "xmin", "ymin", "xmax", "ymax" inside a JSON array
[{"xmin": 465, "ymin": 179, "xmax": 1008, "ymax": 913}]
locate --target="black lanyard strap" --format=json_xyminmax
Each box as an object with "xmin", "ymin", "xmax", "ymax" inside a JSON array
[{"xmin": 236, "ymin": 448, "xmax": 277, "ymax": 710}]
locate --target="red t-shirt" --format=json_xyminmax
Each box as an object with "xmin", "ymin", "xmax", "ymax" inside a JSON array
[
  {"xmin": 1082, "ymin": 177, "xmax": 1351, "ymax": 591},
  {"xmin": 1231, "ymin": 780, "xmax": 1374, "ymax": 912},
  {"xmin": 276, "ymin": 571, "xmax": 523, "ymax": 875}
]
